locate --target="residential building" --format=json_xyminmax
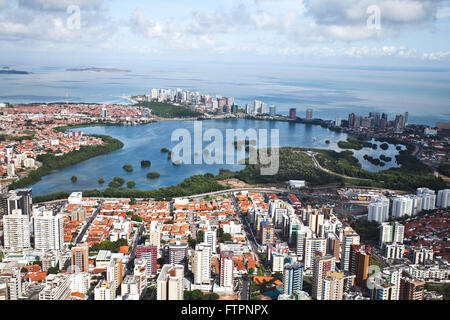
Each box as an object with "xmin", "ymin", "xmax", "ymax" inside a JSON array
[
  {"xmin": 283, "ymin": 263, "xmax": 304, "ymax": 296},
  {"xmin": 312, "ymin": 255, "xmax": 336, "ymax": 300},
  {"xmin": 157, "ymin": 264, "xmax": 184, "ymax": 300}
]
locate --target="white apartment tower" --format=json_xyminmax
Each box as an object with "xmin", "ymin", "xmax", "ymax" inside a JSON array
[
  {"xmin": 437, "ymin": 189, "xmax": 450, "ymax": 208},
  {"xmin": 157, "ymin": 264, "xmax": 184, "ymax": 300},
  {"xmin": 3, "ymin": 209, "xmax": 30, "ymax": 250},
  {"xmin": 33, "ymin": 209, "xmax": 64, "ymax": 251},
  {"xmin": 416, "ymin": 188, "xmax": 436, "ymax": 211},
  {"xmin": 194, "ymin": 244, "xmax": 211, "ymax": 286},
  {"xmin": 368, "ymin": 196, "xmax": 390, "ymax": 223}
]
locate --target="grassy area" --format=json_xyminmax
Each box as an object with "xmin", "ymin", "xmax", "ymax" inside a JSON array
[
  {"xmin": 138, "ymin": 101, "xmax": 203, "ymax": 118},
  {"xmin": 232, "ymin": 147, "xmax": 342, "ymax": 186}
]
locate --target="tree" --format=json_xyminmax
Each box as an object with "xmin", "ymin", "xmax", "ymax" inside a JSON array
[
  {"xmin": 47, "ymin": 266, "xmax": 60, "ymax": 275},
  {"xmin": 71, "ymin": 176, "xmax": 78, "ymax": 183},
  {"xmin": 129, "ymin": 198, "xmax": 136, "ymax": 205},
  {"xmin": 131, "ymin": 215, "xmax": 143, "ymax": 222}
]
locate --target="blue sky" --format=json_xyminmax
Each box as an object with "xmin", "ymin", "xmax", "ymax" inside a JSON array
[{"xmin": 1, "ymin": 0, "xmax": 450, "ymax": 67}]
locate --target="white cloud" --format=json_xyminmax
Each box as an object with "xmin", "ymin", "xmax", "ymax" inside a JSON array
[{"xmin": 422, "ymin": 51, "xmax": 450, "ymax": 61}]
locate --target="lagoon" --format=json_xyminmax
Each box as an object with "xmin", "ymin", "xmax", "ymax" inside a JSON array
[{"xmin": 30, "ymin": 119, "xmax": 404, "ymax": 196}]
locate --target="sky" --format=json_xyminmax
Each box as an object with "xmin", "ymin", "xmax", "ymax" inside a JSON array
[{"xmin": 1, "ymin": 0, "xmax": 450, "ymax": 67}]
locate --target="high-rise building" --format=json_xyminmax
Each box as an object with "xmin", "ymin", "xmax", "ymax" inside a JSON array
[
  {"xmin": 283, "ymin": 263, "xmax": 304, "ymax": 296},
  {"xmin": 133, "ymin": 259, "xmax": 148, "ymax": 295},
  {"xmin": 304, "ymin": 238, "xmax": 326, "ymax": 270},
  {"xmin": 437, "ymin": 189, "xmax": 450, "ymax": 208},
  {"xmin": 289, "ymin": 108, "xmax": 297, "ymax": 120},
  {"xmin": 349, "ymin": 245, "xmax": 371, "ymax": 288},
  {"xmin": 194, "ymin": 244, "xmax": 211, "ymax": 286},
  {"xmin": 296, "ymin": 225, "xmax": 313, "ymax": 261},
  {"xmin": 416, "ymin": 188, "xmax": 436, "ymax": 211},
  {"xmin": 260, "ymin": 222, "xmax": 275, "ymax": 246},
  {"xmin": 204, "ymin": 229, "xmax": 217, "ymax": 253},
  {"xmin": 341, "ymin": 231, "xmax": 360, "ymax": 272},
  {"xmin": 379, "ymin": 222, "xmax": 404, "ymax": 248},
  {"xmin": 381, "ymin": 268, "xmax": 402, "ymax": 300},
  {"xmin": 312, "ymin": 255, "xmax": 336, "ymax": 300},
  {"xmin": 272, "ymin": 254, "xmax": 285, "ymax": 273},
  {"xmin": 106, "ymin": 258, "xmax": 124, "ymax": 290},
  {"xmin": 306, "ymin": 109, "xmax": 313, "ymax": 121},
  {"xmin": 39, "ymin": 274, "xmax": 71, "ymax": 300},
  {"xmin": 307, "ymin": 210, "xmax": 324, "ymax": 235},
  {"xmin": 322, "ymin": 272, "xmax": 344, "ymax": 300},
  {"xmin": 400, "ymin": 273, "xmax": 425, "ymax": 300},
  {"xmin": 392, "ymin": 196, "xmax": 414, "ymax": 218},
  {"xmin": 157, "ymin": 264, "xmax": 184, "ymax": 300},
  {"xmin": 94, "ymin": 280, "xmax": 116, "ymax": 300},
  {"xmin": 168, "ymin": 242, "xmax": 188, "ymax": 265},
  {"xmin": 220, "ymin": 251, "xmax": 234, "ymax": 288},
  {"xmin": 335, "ymin": 117, "xmax": 342, "ymax": 127},
  {"xmin": 368, "ymin": 196, "xmax": 390, "ymax": 223},
  {"xmin": 136, "ymin": 246, "xmax": 158, "ymax": 276},
  {"xmin": 71, "ymin": 243, "xmax": 89, "ymax": 274},
  {"xmin": 370, "ymin": 280, "xmax": 395, "ymax": 300},
  {"xmin": 269, "ymin": 105, "xmax": 276, "ymax": 117},
  {"xmin": 33, "ymin": 209, "xmax": 64, "ymax": 251},
  {"xmin": 3, "ymin": 209, "xmax": 30, "ymax": 250}
]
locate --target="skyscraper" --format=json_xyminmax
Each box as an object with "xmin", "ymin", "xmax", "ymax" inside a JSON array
[
  {"xmin": 304, "ymin": 238, "xmax": 326, "ymax": 270},
  {"xmin": 33, "ymin": 209, "xmax": 64, "ymax": 251},
  {"xmin": 168, "ymin": 242, "xmax": 188, "ymax": 265},
  {"xmin": 194, "ymin": 244, "xmax": 211, "ymax": 286},
  {"xmin": 220, "ymin": 251, "xmax": 234, "ymax": 288},
  {"xmin": 3, "ymin": 209, "xmax": 30, "ymax": 250},
  {"xmin": 379, "ymin": 222, "xmax": 404, "ymax": 248},
  {"xmin": 157, "ymin": 264, "xmax": 184, "ymax": 300},
  {"xmin": 283, "ymin": 263, "xmax": 304, "ymax": 296},
  {"xmin": 312, "ymin": 255, "xmax": 336, "ymax": 300},
  {"xmin": 204, "ymin": 229, "xmax": 217, "ymax": 253},
  {"xmin": 416, "ymin": 188, "xmax": 436, "ymax": 211},
  {"xmin": 368, "ymin": 196, "xmax": 390, "ymax": 223},
  {"xmin": 71, "ymin": 243, "xmax": 89, "ymax": 274},
  {"xmin": 349, "ymin": 245, "xmax": 371, "ymax": 288},
  {"xmin": 322, "ymin": 272, "xmax": 344, "ymax": 300},
  {"xmin": 136, "ymin": 246, "xmax": 158, "ymax": 276},
  {"xmin": 306, "ymin": 108, "xmax": 313, "ymax": 121},
  {"xmin": 437, "ymin": 189, "xmax": 450, "ymax": 208},
  {"xmin": 289, "ymin": 108, "xmax": 297, "ymax": 120}
]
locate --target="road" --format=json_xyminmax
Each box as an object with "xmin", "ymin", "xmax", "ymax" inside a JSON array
[
  {"xmin": 305, "ymin": 151, "xmax": 374, "ymax": 182},
  {"xmin": 126, "ymin": 223, "xmax": 145, "ymax": 275}
]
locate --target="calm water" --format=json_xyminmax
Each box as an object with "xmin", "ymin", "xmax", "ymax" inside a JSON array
[
  {"xmin": 1, "ymin": 62, "xmax": 449, "ymax": 126},
  {"xmin": 30, "ymin": 119, "xmax": 404, "ymax": 196}
]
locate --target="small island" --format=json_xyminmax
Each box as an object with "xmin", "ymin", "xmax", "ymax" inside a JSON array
[
  {"xmin": 127, "ymin": 181, "xmax": 136, "ymax": 189},
  {"xmin": 141, "ymin": 160, "xmax": 151, "ymax": 168},
  {"xmin": 147, "ymin": 171, "xmax": 161, "ymax": 179},
  {"xmin": 123, "ymin": 164, "xmax": 133, "ymax": 172},
  {"xmin": 66, "ymin": 67, "xmax": 131, "ymax": 73},
  {"xmin": 71, "ymin": 176, "xmax": 78, "ymax": 183}
]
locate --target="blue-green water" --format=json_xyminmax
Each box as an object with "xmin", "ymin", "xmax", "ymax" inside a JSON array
[{"xmin": 30, "ymin": 119, "xmax": 404, "ymax": 196}]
